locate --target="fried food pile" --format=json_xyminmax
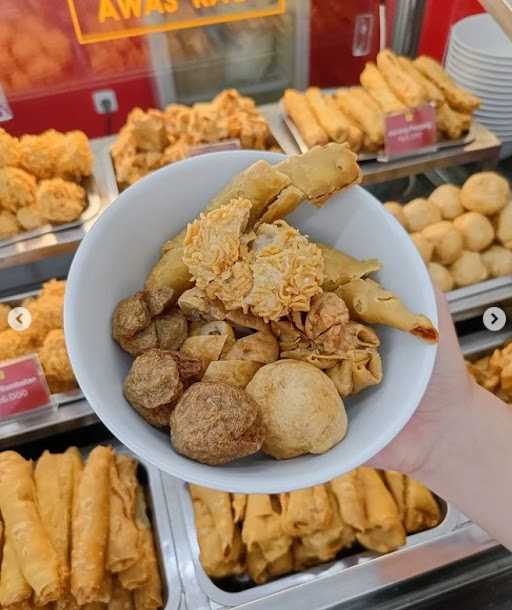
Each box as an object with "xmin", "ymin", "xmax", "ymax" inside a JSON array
[
  {"xmin": 384, "ymin": 172, "xmax": 512, "ymax": 292},
  {"xmin": 0, "ymin": 279, "xmax": 77, "ymax": 394},
  {"xmin": 283, "ymin": 50, "xmax": 479, "ymax": 154},
  {"xmin": 0, "ymin": 128, "xmax": 92, "ymax": 240},
  {"xmin": 111, "ymin": 89, "xmax": 278, "ymax": 188},
  {"xmin": 190, "ymin": 468, "xmax": 441, "ymax": 584},
  {"xmin": 111, "ymin": 144, "xmax": 439, "ymax": 466},
  {"xmin": 0, "ymin": 446, "xmax": 163, "ymax": 610},
  {"xmin": 467, "ymin": 341, "xmax": 512, "ymax": 403}
]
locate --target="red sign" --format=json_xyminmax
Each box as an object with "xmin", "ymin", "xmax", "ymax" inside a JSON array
[
  {"xmin": 384, "ymin": 104, "xmax": 437, "ymax": 159},
  {"xmin": 0, "ymin": 355, "xmax": 53, "ymax": 421}
]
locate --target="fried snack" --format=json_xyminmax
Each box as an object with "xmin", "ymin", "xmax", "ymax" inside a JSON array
[
  {"xmin": 335, "ymin": 88, "xmax": 384, "ymax": 149},
  {"xmin": 283, "ymin": 89, "xmax": 328, "ymax": 148},
  {"xmin": 241, "ymin": 494, "xmax": 292, "ymax": 584},
  {"xmin": 154, "ymin": 309, "xmax": 188, "ymax": 351},
  {"xmin": 460, "ymin": 172, "xmax": 509, "ymax": 216},
  {"xmin": 0, "ymin": 328, "xmax": 35, "ymax": 361},
  {"xmin": 404, "ymin": 477, "xmax": 441, "ymax": 534},
  {"xmin": 410, "ymin": 233, "xmax": 434, "ymax": 263},
  {"xmin": 108, "ymin": 455, "xmax": 139, "ymax": 573},
  {"xmin": 482, "ymin": 245, "xmax": 512, "ymax": 278},
  {"xmin": 376, "ymin": 50, "xmax": 427, "ymax": 108},
  {"xmin": 190, "ymin": 485, "xmax": 244, "ymax": 579},
  {"xmin": 496, "ymin": 202, "xmax": 512, "ymax": 248},
  {"xmin": 56, "ymin": 131, "xmax": 93, "ymax": 181},
  {"xmin": 225, "ymin": 332, "xmax": 279, "ymax": 364},
  {"xmin": 109, "ymin": 577, "xmax": 134, "ymax": 610},
  {"xmin": 280, "ymin": 486, "xmax": 332, "ymax": 537},
  {"xmin": 383, "ymin": 471, "xmax": 406, "ymax": 521},
  {"xmin": 329, "ymin": 471, "xmax": 367, "ymax": 532},
  {"xmin": 246, "ymin": 360, "xmax": 347, "ymax": 459},
  {"xmin": 402, "ymin": 198, "xmax": 441, "ymax": 232},
  {"xmin": 71, "ymin": 446, "xmax": 113, "ymax": 605},
  {"xmin": 336, "ymin": 278, "xmax": 439, "ymax": 343},
  {"xmin": 37, "ymin": 178, "xmax": 86, "ymax": 224},
  {"xmin": 0, "ymin": 209, "xmax": 20, "ymax": 238},
  {"xmin": 327, "ymin": 348, "xmax": 383, "ymax": 397},
  {"xmin": 190, "ymin": 320, "xmax": 235, "ymax": 353},
  {"xmin": 143, "ymin": 287, "xmax": 174, "ymax": 317},
  {"xmin": 384, "ymin": 202, "xmax": 407, "ymax": 228},
  {"xmin": 355, "ymin": 467, "xmax": 406, "ymax": 553},
  {"xmin": 0, "ymin": 535, "xmax": 32, "ymax": 606},
  {"xmin": 180, "ymin": 335, "xmax": 227, "ymax": 374},
  {"xmin": 17, "ymin": 203, "xmax": 44, "ymax": 230},
  {"xmin": 428, "ymin": 262, "xmax": 454, "ymax": 292},
  {"xmin": 397, "ymin": 56, "xmax": 445, "ymax": 106},
  {"xmin": 436, "ymin": 102, "xmax": 471, "ymax": 140},
  {"xmin": 450, "ymin": 250, "xmax": 488, "ymax": 288},
  {"xmin": 232, "ymin": 494, "xmax": 247, "ymax": 523},
  {"xmin": 0, "ymin": 303, "xmax": 10, "ymax": 332},
  {"xmin": 118, "ymin": 323, "xmax": 159, "ymax": 357},
  {"xmin": 0, "ymin": 451, "xmax": 61, "ymax": 605},
  {"xmin": 128, "ymin": 108, "xmax": 167, "ymax": 152},
  {"xmin": 256, "ymin": 185, "xmax": 304, "ymax": 225},
  {"xmin": 123, "ymin": 349, "xmax": 183, "ymax": 428},
  {"xmin": 360, "ymin": 62, "xmax": 407, "ymax": 113},
  {"xmin": 324, "ymin": 96, "xmax": 363, "ymax": 152},
  {"xmin": 39, "ymin": 328, "xmax": 77, "ymax": 393},
  {"xmin": 18, "ymin": 131, "xmax": 62, "ymax": 179},
  {"xmin": 414, "ymin": 55, "xmax": 480, "ymax": 113},
  {"xmin": 453, "ymin": 212, "xmax": 494, "ymax": 252},
  {"xmin": 428, "ymin": 184, "xmax": 463, "ymax": 220},
  {"xmin": 421, "ymin": 221, "xmax": 464, "ymax": 264},
  {"xmin": 0, "ymin": 127, "xmax": 20, "ymax": 167},
  {"xmin": 0, "ymin": 166, "xmax": 36, "ymax": 212},
  {"xmin": 202, "ymin": 360, "xmax": 261, "ymax": 388},
  {"xmin": 318, "ymin": 244, "xmax": 381, "ymax": 292},
  {"xmin": 26, "ymin": 290, "xmax": 64, "ymax": 345},
  {"xmin": 305, "ymin": 87, "xmax": 348, "ymax": 143},
  {"xmin": 112, "ymin": 292, "xmax": 152, "ymax": 343},
  {"xmin": 171, "ymin": 382, "xmax": 264, "ymax": 465}
]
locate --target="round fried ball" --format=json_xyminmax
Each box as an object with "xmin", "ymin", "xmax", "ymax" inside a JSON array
[
  {"xmin": 449, "ymin": 251, "xmax": 488, "ymax": 288},
  {"xmin": 112, "ymin": 292, "xmax": 151, "ymax": 341},
  {"xmin": 384, "ymin": 202, "xmax": 407, "ymax": 228},
  {"xmin": 496, "ymin": 202, "xmax": 512, "ymax": 248},
  {"xmin": 428, "ymin": 184, "xmax": 463, "ymax": 220},
  {"xmin": 421, "ymin": 221, "xmax": 463, "ymax": 264},
  {"xmin": 428, "ymin": 262, "xmax": 454, "ymax": 292},
  {"xmin": 155, "ymin": 309, "xmax": 188, "ymax": 351},
  {"xmin": 245, "ymin": 360, "xmax": 347, "ymax": 459},
  {"xmin": 402, "ymin": 198, "xmax": 441, "ymax": 233},
  {"xmin": 124, "ymin": 349, "xmax": 183, "ymax": 428},
  {"xmin": 410, "ymin": 232, "xmax": 433, "ymax": 263},
  {"xmin": 170, "ymin": 382, "xmax": 264, "ymax": 465},
  {"xmin": 460, "ymin": 172, "xmax": 509, "ymax": 215},
  {"xmin": 453, "ymin": 212, "xmax": 494, "ymax": 252},
  {"xmin": 481, "ymin": 245, "xmax": 512, "ymax": 278}
]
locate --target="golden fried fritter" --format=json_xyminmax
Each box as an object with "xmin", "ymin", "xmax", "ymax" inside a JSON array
[
  {"xmin": 26, "ymin": 293, "xmax": 64, "ymax": 346},
  {"xmin": 37, "ymin": 178, "xmax": 86, "ymax": 224},
  {"xmin": 17, "ymin": 204, "xmax": 44, "ymax": 231},
  {"xmin": 0, "ymin": 304, "xmax": 11, "ymax": 332},
  {"xmin": 0, "ymin": 127, "xmax": 20, "ymax": 167},
  {"xmin": 19, "ymin": 129, "xmax": 63, "ymax": 179},
  {"xmin": 0, "ymin": 328, "xmax": 35, "ymax": 361},
  {"xmin": 0, "ymin": 210, "xmax": 20, "ymax": 238},
  {"xmin": 40, "ymin": 279, "xmax": 67, "ymax": 299},
  {"xmin": 0, "ymin": 166, "xmax": 36, "ymax": 212},
  {"xmin": 55, "ymin": 130, "xmax": 93, "ymax": 181},
  {"xmin": 38, "ymin": 328, "xmax": 76, "ymax": 393}
]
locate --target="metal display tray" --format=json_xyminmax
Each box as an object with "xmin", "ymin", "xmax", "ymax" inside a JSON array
[
  {"xmin": 447, "ymin": 276, "xmax": 512, "ymax": 322},
  {"xmin": 460, "ymin": 327, "xmax": 512, "ymax": 359}
]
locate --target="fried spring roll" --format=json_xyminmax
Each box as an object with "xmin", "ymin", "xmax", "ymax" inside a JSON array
[
  {"xmin": 335, "ymin": 88, "xmax": 384, "ymax": 149},
  {"xmin": 414, "ymin": 55, "xmax": 480, "ymax": 113},
  {"xmin": 318, "ymin": 244, "xmax": 381, "ymax": 291},
  {"xmin": 404, "ymin": 477, "xmax": 441, "ymax": 534},
  {"xmin": 355, "ymin": 467, "xmax": 406, "ymax": 553},
  {"xmin": 257, "ymin": 185, "xmax": 304, "ymax": 225},
  {"xmin": 325, "ymin": 96, "xmax": 363, "ymax": 152},
  {"xmin": 360, "ymin": 62, "xmax": 407, "ymax": 113},
  {"xmin": 108, "ymin": 455, "xmax": 140, "ymax": 573},
  {"xmin": 397, "ymin": 56, "xmax": 445, "ymax": 106},
  {"xmin": 280, "ymin": 486, "xmax": 332, "ymax": 537},
  {"xmin": 283, "ymin": 89, "xmax": 329, "ymax": 148},
  {"xmin": 0, "ymin": 535, "xmax": 32, "ymax": 606},
  {"xmin": 71, "ymin": 446, "xmax": 113, "ymax": 605},
  {"xmin": 329, "ymin": 471, "xmax": 367, "ymax": 532},
  {"xmin": 376, "ymin": 49, "xmax": 427, "ymax": 108},
  {"xmin": 336, "ymin": 278, "xmax": 439, "ymax": 343},
  {"xmin": 305, "ymin": 87, "xmax": 348, "ymax": 143},
  {"xmin": 382, "ymin": 471, "xmax": 406, "ymax": 521},
  {"xmin": 247, "ymin": 544, "xmax": 293, "ymax": 585},
  {"xmin": 436, "ymin": 103, "xmax": 471, "ymax": 140},
  {"xmin": 231, "ymin": 494, "xmax": 247, "ymax": 524},
  {"xmin": 0, "ymin": 451, "xmax": 61, "ymax": 605},
  {"xmin": 109, "ymin": 578, "xmax": 133, "ymax": 610}
]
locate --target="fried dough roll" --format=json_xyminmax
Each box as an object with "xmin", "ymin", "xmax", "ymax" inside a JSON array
[
  {"xmin": 376, "ymin": 49, "xmax": 427, "ymax": 108},
  {"xmin": 404, "ymin": 477, "xmax": 441, "ymax": 534},
  {"xmin": 109, "ymin": 577, "xmax": 134, "ymax": 610},
  {"xmin": 335, "ymin": 88, "xmax": 384, "ymax": 149},
  {"xmin": 280, "ymin": 486, "xmax": 332, "ymax": 536},
  {"xmin": 355, "ymin": 467, "xmax": 406, "ymax": 553},
  {"xmin": 256, "ymin": 185, "xmax": 304, "ymax": 225},
  {"xmin": 108, "ymin": 455, "xmax": 140, "ymax": 573},
  {"xmin": 189, "ymin": 485, "xmax": 236, "ymax": 557},
  {"xmin": 324, "ymin": 96, "xmax": 363, "ymax": 152},
  {"xmin": 190, "ymin": 485, "xmax": 244, "ymax": 579},
  {"xmin": 0, "ymin": 535, "xmax": 32, "ymax": 606},
  {"xmin": 360, "ymin": 62, "xmax": 407, "ymax": 113},
  {"xmin": 414, "ymin": 55, "xmax": 480, "ymax": 113},
  {"xmin": 242, "ymin": 494, "xmax": 292, "ymax": 584},
  {"xmin": 436, "ymin": 103, "xmax": 471, "ymax": 140},
  {"xmin": 71, "ymin": 446, "xmax": 113, "ymax": 605},
  {"xmin": 329, "ymin": 471, "xmax": 367, "ymax": 532},
  {"xmin": 283, "ymin": 89, "xmax": 328, "ymax": 148},
  {"xmin": 319, "ymin": 244, "xmax": 381, "ymax": 291},
  {"xmin": 232, "ymin": 494, "xmax": 247, "ymax": 524},
  {"xmin": 305, "ymin": 87, "xmax": 348, "ymax": 143},
  {"xmin": 0, "ymin": 451, "xmax": 62, "ymax": 605},
  {"xmin": 336, "ymin": 278, "xmax": 439, "ymax": 343},
  {"xmin": 397, "ymin": 56, "xmax": 444, "ymax": 106},
  {"xmin": 383, "ymin": 470, "xmax": 406, "ymax": 521}
]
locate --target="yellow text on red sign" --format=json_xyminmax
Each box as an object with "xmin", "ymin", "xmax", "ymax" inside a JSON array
[{"xmin": 67, "ymin": 0, "xmax": 286, "ymax": 44}]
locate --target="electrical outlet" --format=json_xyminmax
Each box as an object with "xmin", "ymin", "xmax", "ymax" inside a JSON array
[{"xmin": 92, "ymin": 89, "xmax": 118, "ymax": 114}]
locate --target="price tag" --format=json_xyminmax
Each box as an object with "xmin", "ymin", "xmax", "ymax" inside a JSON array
[
  {"xmin": 0, "ymin": 355, "xmax": 53, "ymax": 422},
  {"xmin": 383, "ymin": 104, "xmax": 437, "ymax": 160},
  {"xmin": 188, "ymin": 139, "xmax": 241, "ymax": 158},
  {"xmin": 0, "ymin": 85, "xmax": 13, "ymax": 122}
]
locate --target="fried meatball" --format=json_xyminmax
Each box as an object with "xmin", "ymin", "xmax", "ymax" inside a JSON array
[
  {"xmin": 410, "ymin": 233, "xmax": 433, "ymax": 263},
  {"xmin": 38, "ymin": 328, "xmax": 76, "ymax": 393},
  {"xmin": 124, "ymin": 349, "xmax": 183, "ymax": 428},
  {"xmin": 450, "ymin": 251, "xmax": 488, "ymax": 288},
  {"xmin": 402, "ymin": 198, "xmax": 441, "ymax": 232},
  {"xmin": 428, "ymin": 262, "xmax": 454, "ymax": 292},
  {"xmin": 496, "ymin": 202, "xmax": 512, "ymax": 248},
  {"xmin": 112, "ymin": 292, "xmax": 151, "ymax": 341},
  {"xmin": 428, "ymin": 184, "xmax": 463, "ymax": 220},
  {"xmin": 421, "ymin": 221, "xmax": 464, "ymax": 264},
  {"xmin": 384, "ymin": 201, "xmax": 407, "ymax": 228},
  {"xmin": 119, "ymin": 322, "xmax": 159, "ymax": 356},
  {"xmin": 170, "ymin": 382, "xmax": 264, "ymax": 465},
  {"xmin": 37, "ymin": 178, "xmax": 86, "ymax": 224},
  {"xmin": 481, "ymin": 245, "xmax": 512, "ymax": 278},
  {"xmin": 0, "ymin": 167, "xmax": 36, "ymax": 212},
  {"xmin": 155, "ymin": 310, "xmax": 188, "ymax": 351},
  {"xmin": 453, "ymin": 212, "xmax": 494, "ymax": 252},
  {"xmin": 460, "ymin": 172, "xmax": 509, "ymax": 215}
]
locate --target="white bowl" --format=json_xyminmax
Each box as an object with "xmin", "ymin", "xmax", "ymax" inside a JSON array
[
  {"xmin": 447, "ymin": 42, "xmax": 512, "ymax": 71},
  {"xmin": 452, "ymin": 13, "xmax": 512, "ymax": 59},
  {"xmin": 64, "ymin": 151, "xmax": 438, "ymax": 493},
  {"xmin": 446, "ymin": 65, "xmax": 512, "ymax": 91},
  {"xmin": 446, "ymin": 57, "xmax": 512, "ymax": 86}
]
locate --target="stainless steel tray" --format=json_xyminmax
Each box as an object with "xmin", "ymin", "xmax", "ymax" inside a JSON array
[
  {"xmin": 447, "ymin": 276, "xmax": 512, "ymax": 322},
  {"xmin": 460, "ymin": 327, "xmax": 512, "ymax": 359},
  {"xmin": 163, "ymin": 476, "xmax": 477, "ymax": 610}
]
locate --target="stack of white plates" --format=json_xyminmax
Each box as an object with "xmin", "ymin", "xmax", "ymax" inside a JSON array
[{"xmin": 445, "ymin": 13, "xmax": 512, "ymax": 157}]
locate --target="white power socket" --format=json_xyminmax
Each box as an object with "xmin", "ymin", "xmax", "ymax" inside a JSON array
[{"xmin": 92, "ymin": 89, "xmax": 118, "ymax": 114}]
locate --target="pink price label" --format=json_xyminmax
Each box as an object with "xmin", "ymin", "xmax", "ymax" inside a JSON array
[
  {"xmin": 0, "ymin": 355, "xmax": 52, "ymax": 420},
  {"xmin": 384, "ymin": 104, "xmax": 437, "ymax": 159}
]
